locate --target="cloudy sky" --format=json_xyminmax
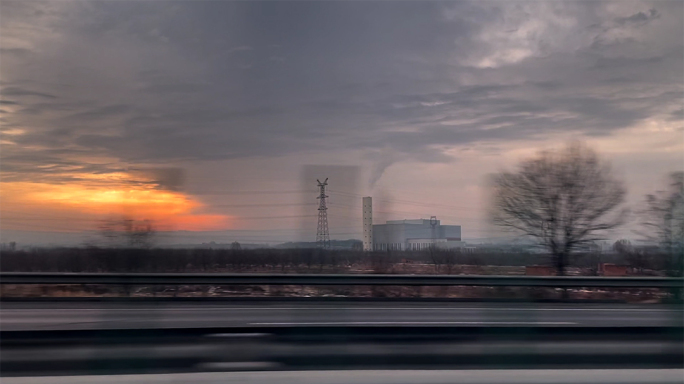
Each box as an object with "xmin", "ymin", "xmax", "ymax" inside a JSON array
[{"xmin": 1, "ymin": 0, "xmax": 682, "ymax": 245}]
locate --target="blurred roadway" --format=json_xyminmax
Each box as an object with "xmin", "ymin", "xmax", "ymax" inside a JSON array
[
  {"xmin": 3, "ymin": 370, "xmax": 684, "ymax": 384},
  {"xmin": 1, "ymin": 302, "xmax": 681, "ymax": 330}
]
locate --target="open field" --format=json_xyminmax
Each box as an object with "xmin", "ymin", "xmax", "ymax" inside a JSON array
[{"xmin": 1, "ymin": 248, "xmax": 675, "ymax": 302}]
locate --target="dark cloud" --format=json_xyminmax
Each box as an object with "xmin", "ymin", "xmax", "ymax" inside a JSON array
[
  {"xmin": 129, "ymin": 168, "xmax": 186, "ymax": 191},
  {"xmin": 2, "ymin": 86, "xmax": 57, "ymax": 99},
  {"xmin": 615, "ymin": 9, "xmax": 659, "ymax": 26},
  {"xmin": 669, "ymin": 108, "xmax": 684, "ymax": 121},
  {"xmin": 0, "ymin": 47, "xmax": 33, "ymax": 56},
  {"xmin": 64, "ymin": 104, "xmax": 133, "ymax": 121},
  {"xmin": 1, "ymin": 0, "xmax": 682, "ymax": 184}
]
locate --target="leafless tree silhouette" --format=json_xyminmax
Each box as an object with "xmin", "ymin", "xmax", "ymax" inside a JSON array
[
  {"xmin": 639, "ymin": 172, "xmax": 684, "ymax": 276},
  {"xmin": 98, "ymin": 217, "xmax": 156, "ymax": 249},
  {"xmin": 490, "ymin": 142, "xmax": 627, "ymax": 275}
]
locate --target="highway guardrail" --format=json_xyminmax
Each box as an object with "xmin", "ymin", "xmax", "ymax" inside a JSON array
[{"xmin": 1, "ymin": 272, "xmax": 682, "ymax": 288}]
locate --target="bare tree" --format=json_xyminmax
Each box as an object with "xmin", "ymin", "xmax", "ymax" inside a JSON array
[
  {"xmin": 613, "ymin": 239, "xmax": 633, "ymax": 254},
  {"xmin": 490, "ymin": 142, "xmax": 627, "ymax": 275},
  {"xmin": 428, "ymin": 246, "xmax": 442, "ymax": 273},
  {"xmin": 428, "ymin": 247, "xmax": 458, "ymax": 274},
  {"xmin": 613, "ymin": 239, "xmax": 650, "ymax": 274},
  {"xmin": 639, "ymin": 172, "xmax": 684, "ymax": 276},
  {"xmin": 97, "ymin": 217, "xmax": 156, "ymax": 249}
]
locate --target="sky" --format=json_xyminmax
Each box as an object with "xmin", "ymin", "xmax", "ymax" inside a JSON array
[{"xmin": 1, "ymin": 0, "xmax": 682, "ymax": 246}]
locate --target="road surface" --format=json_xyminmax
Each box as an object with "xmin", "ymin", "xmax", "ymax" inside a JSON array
[
  {"xmin": 3, "ymin": 370, "xmax": 684, "ymax": 384},
  {"xmin": 1, "ymin": 302, "xmax": 680, "ymax": 330}
]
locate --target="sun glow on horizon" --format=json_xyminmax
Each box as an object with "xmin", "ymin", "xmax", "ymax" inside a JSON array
[{"xmin": 0, "ymin": 181, "xmax": 233, "ymax": 232}]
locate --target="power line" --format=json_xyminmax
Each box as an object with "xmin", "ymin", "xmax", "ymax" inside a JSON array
[
  {"xmin": 190, "ymin": 190, "xmax": 308, "ymax": 195},
  {"xmin": 213, "ymin": 203, "xmax": 316, "ymax": 208},
  {"xmin": 1, "ymin": 217, "xmax": 99, "ymax": 222},
  {"xmin": 241, "ymin": 215, "xmax": 316, "ymax": 220},
  {"xmin": 328, "ymin": 189, "xmax": 481, "ymax": 212}
]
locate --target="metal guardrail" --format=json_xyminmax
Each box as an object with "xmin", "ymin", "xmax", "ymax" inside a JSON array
[
  {"xmin": 3, "ymin": 327, "xmax": 682, "ymax": 374},
  {"xmin": 1, "ymin": 273, "xmax": 682, "ymax": 288}
]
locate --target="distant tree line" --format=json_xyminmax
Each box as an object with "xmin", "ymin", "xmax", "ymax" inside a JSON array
[{"xmin": 0, "ymin": 247, "xmax": 638, "ymax": 274}]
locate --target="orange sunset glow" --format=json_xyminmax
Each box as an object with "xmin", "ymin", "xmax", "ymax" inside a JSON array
[{"xmin": 0, "ymin": 181, "xmax": 232, "ymax": 232}]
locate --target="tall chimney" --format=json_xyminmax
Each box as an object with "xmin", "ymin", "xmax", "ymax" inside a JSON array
[{"xmin": 362, "ymin": 196, "xmax": 373, "ymax": 251}]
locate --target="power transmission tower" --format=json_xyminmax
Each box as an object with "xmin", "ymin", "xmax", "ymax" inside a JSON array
[{"xmin": 316, "ymin": 178, "xmax": 330, "ymax": 248}]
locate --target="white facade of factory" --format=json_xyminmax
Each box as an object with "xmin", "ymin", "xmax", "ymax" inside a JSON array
[
  {"xmin": 361, "ymin": 197, "xmax": 464, "ymax": 251},
  {"xmin": 372, "ymin": 218, "xmax": 464, "ymax": 251}
]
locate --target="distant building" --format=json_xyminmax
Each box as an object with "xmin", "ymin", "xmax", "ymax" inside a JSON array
[{"xmin": 372, "ymin": 218, "xmax": 464, "ymax": 251}]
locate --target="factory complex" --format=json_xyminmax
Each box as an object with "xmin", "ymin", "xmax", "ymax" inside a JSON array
[{"xmin": 362, "ymin": 196, "xmax": 464, "ymax": 252}]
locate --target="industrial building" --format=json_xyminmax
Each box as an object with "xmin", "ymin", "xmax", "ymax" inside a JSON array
[
  {"xmin": 372, "ymin": 218, "xmax": 464, "ymax": 251},
  {"xmin": 362, "ymin": 197, "xmax": 464, "ymax": 251}
]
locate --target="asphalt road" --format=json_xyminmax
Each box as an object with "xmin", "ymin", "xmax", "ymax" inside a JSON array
[
  {"xmin": 3, "ymin": 370, "xmax": 684, "ymax": 384},
  {"xmin": 1, "ymin": 302, "xmax": 681, "ymax": 330}
]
